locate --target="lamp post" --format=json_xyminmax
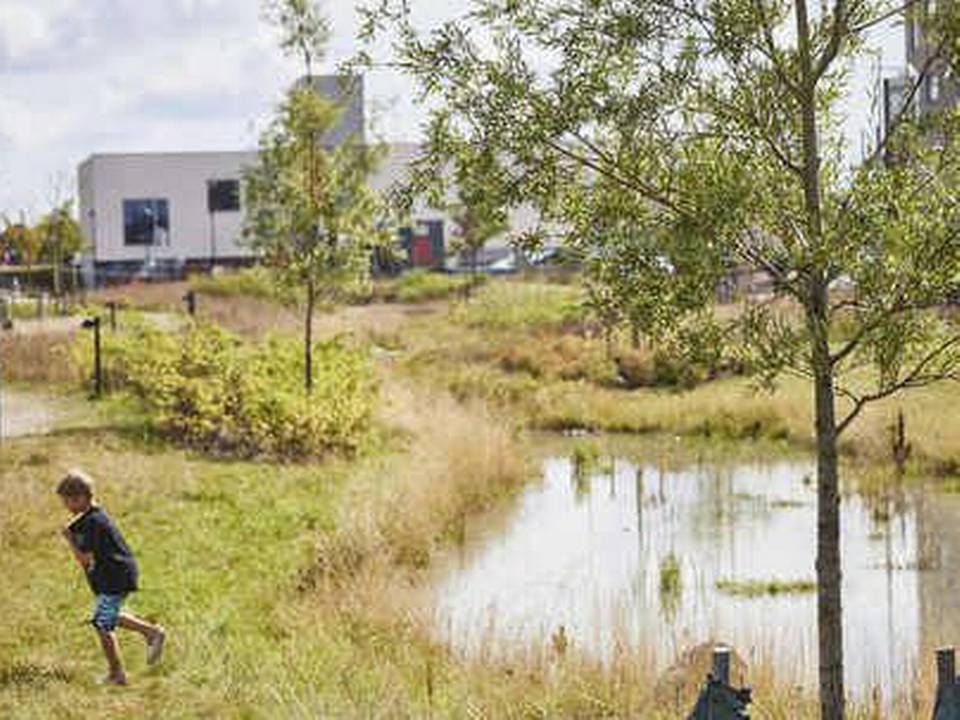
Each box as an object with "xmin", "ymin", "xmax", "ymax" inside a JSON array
[
  {"xmin": 81, "ymin": 316, "xmax": 102, "ymax": 398},
  {"xmin": 182, "ymin": 290, "xmax": 197, "ymax": 317}
]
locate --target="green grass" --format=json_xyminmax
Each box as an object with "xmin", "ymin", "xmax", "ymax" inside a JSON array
[
  {"xmin": 389, "ymin": 280, "xmax": 960, "ymax": 478},
  {"xmin": 188, "ymin": 267, "xmax": 483, "ymax": 308},
  {"xmin": 377, "ymin": 269, "xmax": 482, "ymax": 304},
  {"xmin": 452, "ymin": 280, "xmax": 585, "ymax": 330},
  {"xmin": 715, "ymin": 578, "xmax": 817, "ymax": 597},
  {"xmin": 188, "ymin": 266, "xmax": 301, "ymax": 306},
  {"xmin": 0, "ymin": 422, "xmax": 347, "ymax": 717}
]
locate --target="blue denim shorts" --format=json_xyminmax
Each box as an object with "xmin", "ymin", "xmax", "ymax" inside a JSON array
[{"xmin": 91, "ymin": 593, "xmax": 126, "ymax": 632}]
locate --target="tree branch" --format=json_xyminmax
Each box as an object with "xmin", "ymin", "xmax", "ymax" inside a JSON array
[
  {"xmin": 836, "ymin": 334, "xmax": 960, "ymax": 434},
  {"xmin": 850, "ymin": 0, "xmax": 924, "ymax": 34},
  {"xmin": 544, "ymin": 136, "xmax": 690, "ymax": 216},
  {"xmin": 814, "ymin": 0, "xmax": 847, "ymax": 81},
  {"xmin": 753, "ymin": 0, "xmax": 802, "ymax": 98}
]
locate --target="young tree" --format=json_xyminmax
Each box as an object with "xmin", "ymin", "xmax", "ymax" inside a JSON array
[
  {"xmin": 362, "ymin": 1, "xmax": 960, "ymax": 716},
  {"xmin": 1, "ymin": 213, "xmax": 43, "ymax": 268},
  {"xmin": 36, "ymin": 201, "xmax": 85, "ymax": 296},
  {"xmin": 245, "ymin": 0, "xmax": 388, "ymax": 392},
  {"xmin": 449, "ymin": 147, "xmax": 508, "ymax": 281}
]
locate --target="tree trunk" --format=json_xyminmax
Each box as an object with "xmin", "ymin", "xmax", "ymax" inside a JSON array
[
  {"xmin": 812, "ymin": 321, "xmax": 845, "ymax": 720},
  {"xmin": 305, "ymin": 277, "xmax": 315, "ymax": 393},
  {"xmin": 53, "ymin": 228, "xmax": 62, "ymax": 299},
  {"xmin": 794, "ymin": 0, "xmax": 845, "ymax": 712}
]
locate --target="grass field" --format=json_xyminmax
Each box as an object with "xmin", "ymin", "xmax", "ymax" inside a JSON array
[{"xmin": 1, "ymin": 274, "xmax": 955, "ymax": 717}]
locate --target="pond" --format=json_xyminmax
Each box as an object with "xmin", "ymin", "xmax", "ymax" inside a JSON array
[{"xmin": 430, "ymin": 436, "xmax": 960, "ymax": 703}]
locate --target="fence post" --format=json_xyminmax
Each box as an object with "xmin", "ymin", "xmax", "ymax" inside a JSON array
[
  {"xmin": 182, "ymin": 290, "xmax": 196, "ymax": 317},
  {"xmin": 934, "ymin": 647, "xmax": 960, "ymax": 720}
]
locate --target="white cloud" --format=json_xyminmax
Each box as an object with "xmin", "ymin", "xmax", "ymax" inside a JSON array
[
  {"xmin": 0, "ymin": 0, "xmax": 902, "ymax": 216},
  {"xmin": 0, "ymin": 3, "xmax": 53, "ymax": 60}
]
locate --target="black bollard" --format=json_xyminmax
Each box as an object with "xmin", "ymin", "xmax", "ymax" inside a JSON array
[
  {"xmin": 686, "ymin": 647, "xmax": 751, "ymax": 720},
  {"xmin": 182, "ymin": 290, "xmax": 197, "ymax": 317},
  {"xmin": 934, "ymin": 648, "xmax": 960, "ymax": 720},
  {"xmin": 81, "ymin": 317, "xmax": 102, "ymax": 398}
]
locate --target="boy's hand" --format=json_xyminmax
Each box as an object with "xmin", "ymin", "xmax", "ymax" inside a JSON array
[{"xmin": 60, "ymin": 528, "xmax": 92, "ymax": 571}]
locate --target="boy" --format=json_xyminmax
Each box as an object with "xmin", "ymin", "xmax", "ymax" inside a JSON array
[{"xmin": 57, "ymin": 469, "xmax": 166, "ymax": 685}]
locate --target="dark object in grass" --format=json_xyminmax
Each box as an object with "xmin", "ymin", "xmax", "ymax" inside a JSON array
[
  {"xmin": 686, "ymin": 646, "xmax": 751, "ymax": 719},
  {"xmin": 0, "ymin": 662, "xmax": 73, "ymax": 688},
  {"xmin": 934, "ymin": 647, "xmax": 960, "ymax": 720}
]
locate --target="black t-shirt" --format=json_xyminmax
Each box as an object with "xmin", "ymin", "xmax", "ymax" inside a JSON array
[{"xmin": 69, "ymin": 507, "xmax": 139, "ymax": 595}]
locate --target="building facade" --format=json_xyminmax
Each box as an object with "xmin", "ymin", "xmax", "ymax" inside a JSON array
[
  {"xmin": 905, "ymin": 2, "xmax": 959, "ymax": 115},
  {"xmin": 78, "ymin": 150, "xmax": 255, "ymax": 275},
  {"xmin": 77, "ymin": 143, "xmax": 461, "ymax": 277},
  {"xmin": 76, "ymin": 74, "xmax": 541, "ymax": 281}
]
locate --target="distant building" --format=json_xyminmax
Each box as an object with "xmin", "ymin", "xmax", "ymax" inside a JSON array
[
  {"xmin": 882, "ymin": 75, "xmax": 912, "ymax": 134},
  {"xmin": 76, "ymin": 74, "xmax": 540, "ymax": 282},
  {"xmin": 905, "ymin": 3, "xmax": 958, "ymax": 115},
  {"xmin": 77, "ymin": 143, "xmax": 454, "ymax": 279},
  {"xmin": 294, "ymin": 74, "xmax": 365, "ymax": 147}
]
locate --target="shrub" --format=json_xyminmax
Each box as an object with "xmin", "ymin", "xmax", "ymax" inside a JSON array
[
  {"xmin": 497, "ymin": 334, "xmax": 617, "ymax": 384},
  {"xmin": 455, "ymin": 281, "xmax": 586, "ymax": 331},
  {"xmin": 612, "ymin": 348, "xmax": 657, "ymax": 388},
  {"xmin": 89, "ymin": 319, "xmax": 376, "ymax": 459},
  {"xmin": 189, "ymin": 267, "xmax": 301, "ymax": 306},
  {"xmin": 375, "ymin": 269, "xmax": 483, "ymax": 304}
]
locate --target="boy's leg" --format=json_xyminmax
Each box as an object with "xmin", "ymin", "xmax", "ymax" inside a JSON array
[
  {"xmin": 95, "ymin": 629, "xmax": 127, "ymax": 684},
  {"xmin": 117, "ymin": 612, "xmax": 161, "ymax": 639},
  {"xmin": 118, "ymin": 612, "xmax": 166, "ymax": 665},
  {"xmin": 92, "ymin": 594, "xmax": 127, "ymax": 683}
]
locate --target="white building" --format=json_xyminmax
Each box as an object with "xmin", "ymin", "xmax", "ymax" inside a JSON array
[
  {"xmin": 77, "ymin": 143, "xmax": 449, "ymax": 276},
  {"xmin": 76, "ymin": 75, "xmax": 542, "ymax": 280},
  {"xmin": 78, "ymin": 150, "xmax": 256, "ymax": 273}
]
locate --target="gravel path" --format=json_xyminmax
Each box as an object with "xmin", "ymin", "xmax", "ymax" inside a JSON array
[
  {"xmin": 0, "ymin": 388, "xmax": 78, "ymax": 439},
  {"xmin": 5, "ymin": 316, "xmax": 83, "ymax": 336}
]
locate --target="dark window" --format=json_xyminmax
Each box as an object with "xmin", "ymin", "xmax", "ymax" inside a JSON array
[
  {"xmin": 123, "ymin": 199, "xmax": 170, "ymax": 246},
  {"xmin": 207, "ymin": 179, "xmax": 241, "ymax": 212}
]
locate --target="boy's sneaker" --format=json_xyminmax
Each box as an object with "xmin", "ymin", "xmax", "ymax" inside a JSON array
[
  {"xmin": 97, "ymin": 674, "xmax": 128, "ymax": 686},
  {"xmin": 146, "ymin": 628, "xmax": 166, "ymax": 665}
]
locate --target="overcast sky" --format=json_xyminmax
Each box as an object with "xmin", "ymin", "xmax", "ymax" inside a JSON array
[{"xmin": 0, "ymin": 0, "xmax": 906, "ymax": 217}]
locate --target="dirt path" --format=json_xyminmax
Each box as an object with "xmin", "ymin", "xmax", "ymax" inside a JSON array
[
  {"xmin": 0, "ymin": 387, "xmax": 81, "ymax": 439},
  {"xmin": 5, "ymin": 316, "xmax": 83, "ymax": 336}
]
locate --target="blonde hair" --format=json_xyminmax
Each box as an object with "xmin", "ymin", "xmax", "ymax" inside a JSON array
[{"xmin": 56, "ymin": 469, "xmax": 95, "ymax": 499}]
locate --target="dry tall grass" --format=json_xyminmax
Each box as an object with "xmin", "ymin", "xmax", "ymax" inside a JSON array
[
  {"xmin": 305, "ymin": 381, "xmax": 528, "ymax": 586},
  {"xmin": 0, "ymin": 330, "xmax": 81, "ymax": 384}
]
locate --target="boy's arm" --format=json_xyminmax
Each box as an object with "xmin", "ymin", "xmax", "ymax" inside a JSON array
[{"xmin": 61, "ymin": 527, "xmax": 93, "ymax": 572}]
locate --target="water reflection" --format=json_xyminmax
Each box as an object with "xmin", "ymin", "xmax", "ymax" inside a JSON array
[{"xmin": 431, "ymin": 439, "xmax": 959, "ymax": 701}]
